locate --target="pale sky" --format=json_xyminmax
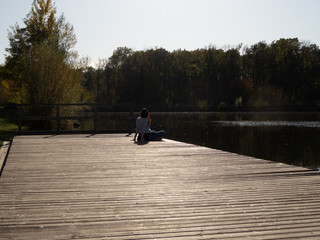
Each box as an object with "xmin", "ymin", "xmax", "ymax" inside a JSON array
[{"xmin": 1, "ymin": 0, "xmax": 320, "ymax": 66}]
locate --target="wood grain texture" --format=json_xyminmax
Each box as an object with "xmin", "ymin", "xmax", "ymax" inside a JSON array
[
  {"xmin": 1, "ymin": 134, "xmax": 320, "ymax": 239},
  {"xmin": 0, "ymin": 141, "xmax": 10, "ymax": 177}
]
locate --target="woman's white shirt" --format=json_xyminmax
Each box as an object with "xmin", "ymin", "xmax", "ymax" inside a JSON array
[{"xmin": 136, "ymin": 117, "xmax": 151, "ymax": 133}]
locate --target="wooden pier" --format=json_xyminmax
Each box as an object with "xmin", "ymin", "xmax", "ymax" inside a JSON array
[{"xmin": 1, "ymin": 134, "xmax": 320, "ymax": 239}]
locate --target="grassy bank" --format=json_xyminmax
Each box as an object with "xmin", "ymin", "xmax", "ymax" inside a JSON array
[{"xmin": 0, "ymin": 107, "xmax": 20, "ymax": 147}]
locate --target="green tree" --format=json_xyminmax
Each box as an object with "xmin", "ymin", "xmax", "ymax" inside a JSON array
[
  {"xmin": 243, "ymin": 41, "xmax": 270, "ymax": 88},
  {"xmin": 0, "ymin": 65, "xmax": 22, "ymax": 105},
  {"xmin": 269, "ymin": 38, "xmax": 301, "ymax": 103},
  {"xmin": 5, "ymin": 0, "xmax": 79, "ymax": 106},
  {"xmin": 217, "ymin": 47, "xmax": 241, "ymax": 105},
  {"xmin": 204, "ymin": 46, "xmax": 220, "ymax": 107},
  {"xmin": 299, "ymin": 43, "xmax": 320, "ymax": 105},
  {"xmin": 104, "ymin": 47, "xmax": 133, "ymax": 105},
  {"xmin": 169, "ymin": 50, "xmax": 193, "ymax": 107},
  {"xmin": 21, "ymin": 43, "xmax": 81, "ymax": 108}
]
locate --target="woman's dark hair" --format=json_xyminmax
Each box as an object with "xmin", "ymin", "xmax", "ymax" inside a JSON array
[{"xmin": 140, "ymin": 108, "xmax": 149, "ymax": 118}]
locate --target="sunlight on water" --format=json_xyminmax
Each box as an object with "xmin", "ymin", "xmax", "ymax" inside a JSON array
[{"xmin": 216, "ymin": 121, "xmax": 320, "ymax": 128}]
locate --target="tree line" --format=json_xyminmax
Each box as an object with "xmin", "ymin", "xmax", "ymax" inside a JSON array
[
  {"xmin": 84, "ymin": 39, "xmax": 320, "ymax": 111},
  {"xmin": 1, "ymin": 0, "xmax": 320, "ymax": 112}
]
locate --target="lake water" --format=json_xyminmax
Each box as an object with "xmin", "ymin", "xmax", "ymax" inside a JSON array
[{"xmin": 147, "ymin": 112, "xmax": 320, "ymax": 170}]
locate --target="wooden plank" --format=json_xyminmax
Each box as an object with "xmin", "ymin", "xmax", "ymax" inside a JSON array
[
  {"xmin": 1, "ymin": 134, "xmax": 320, "ymax": 239},
  {"xmin": 0, "ymin": 141, "xmax": 10, "ymax": 177}
]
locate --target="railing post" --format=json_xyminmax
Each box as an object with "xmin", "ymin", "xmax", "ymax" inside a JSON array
[
  {"xmin": 128, "ymin": 106, "xmax": 134, "ymax": 133},
  {"xmin": 18, "ymin": 104, "xmax": 22, "ymax": 134},
  {"xmin": 56, "ymin": 104, "xmax": 60, "ymax": 134},
  {"xmin": 93, "ymin": 104, "xmax": 98, "ymax": 133}
]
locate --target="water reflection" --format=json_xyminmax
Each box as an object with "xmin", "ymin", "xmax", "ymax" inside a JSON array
[{"xmin": 150, "ymin": 112, "xmax": 320, "ymax": 170}]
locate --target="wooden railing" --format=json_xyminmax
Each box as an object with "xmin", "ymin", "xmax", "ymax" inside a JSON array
[{"xmin": 16, "ymin": 104, "xmax": 135, "ymax": 134}]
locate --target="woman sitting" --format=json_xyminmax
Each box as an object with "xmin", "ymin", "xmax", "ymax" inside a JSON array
[{"xmin": 133, "ymin": 108, "xmax": 166, "ymax": 143}]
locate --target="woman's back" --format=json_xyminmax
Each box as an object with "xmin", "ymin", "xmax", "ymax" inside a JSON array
[{"xmin": 136, "ymin": 117, "xmax": 150, "ymax": 133}]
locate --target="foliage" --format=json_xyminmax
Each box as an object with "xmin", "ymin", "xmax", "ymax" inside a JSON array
[
  {"xmin": 243, "ymin": 38, "xmax": 320, "ymax": 106},
  {"xmin": 0, "ymin": 65, "xmax": 22, "ymax": 105},
  {"xmin": 81, "ymin": 38, "xmax": 320, "ymax": 110},
  {"xmin": 4, "ymin": 0, "xmax": 81, "ymax": 109},
  {"xmin": 0, "ymin": 79, "xmax": 22, "ymax": 105},
  {"xmin": 20, "ymin": 42, "xmax": 81, "ymax": 106},
  {"xmin": 0, "ymin": 107, "xmax": 21, "ymax": 146}
]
